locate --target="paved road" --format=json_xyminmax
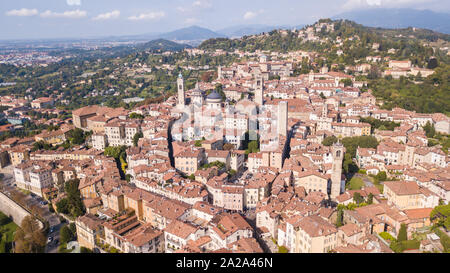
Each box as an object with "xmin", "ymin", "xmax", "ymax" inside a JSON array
[{"xmin": 45, "ymin": 223, "xmax": 63, "ymax": 253}]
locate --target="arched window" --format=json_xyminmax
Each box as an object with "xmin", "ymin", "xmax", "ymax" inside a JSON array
[{"xmin": 336, "ymin": 150, "xmax": 341, "ymax": 158}]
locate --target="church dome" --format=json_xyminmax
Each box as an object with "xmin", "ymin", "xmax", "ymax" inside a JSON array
[{"xmin": 207, "ymin": 90, "xmax": 222, "ymax": 101}]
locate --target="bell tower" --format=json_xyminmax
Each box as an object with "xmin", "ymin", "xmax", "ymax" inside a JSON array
[
  {"xmin": 330, "ymin": 142, "xmax": 344, "ymax": 199},
  {"xmin": 255, "ymin": 74, "xmax": 264, "ymax": 106},
  {"xmin": 177, "ymin": 73, "xmax": 185, "ymax": 107},
  {"xmin": 278, "ymin": 101, "xmax": 288, "ymax": 137}
]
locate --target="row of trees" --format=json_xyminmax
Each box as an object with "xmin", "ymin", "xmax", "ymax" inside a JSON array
[
  {"xmin": 104, "ymin": 146, "xmax": 128, "ymax": 178},
  {"xmin": 360, "ymin": 117, "xmax": 401, "ymax": 133}
]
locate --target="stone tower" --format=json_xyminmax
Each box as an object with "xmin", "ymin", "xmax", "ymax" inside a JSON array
[
  {"xmin": 218, "ymin": 66, "xmax": 223, "ymax": 80},
  {"xmin": 177, "ymin": 73, "xmax": 185, "ymax": 107},
  {"xmin": 255, "ymin": 74, "xmax": 264, "ymax": 106},
  {"xmin": 330, "ymin": 142, "xmax": 344, "ymax": 199},
  {"xmin": 322, "ymin": 104, "xmax": 328, "ymax": 118},
  {"xmin": 278, "ymin": 101, "xmax": 288, "ymax": 137}
]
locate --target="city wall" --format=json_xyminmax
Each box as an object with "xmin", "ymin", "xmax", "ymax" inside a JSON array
[{"xmin": 0, "ymin": 192, "xmax": 43, "ymax": 229}]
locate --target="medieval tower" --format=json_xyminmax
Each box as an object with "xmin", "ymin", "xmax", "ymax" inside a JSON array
[
  {"xmin": 278, "ymin": 101, "xmax": 288, "ymax": 137},
  {"xmin": 330, "ymin": 142, "xmax": 344, "ymax": 199},
  {"xmin": 255, "ymin": 74, "xmax": 264, "ymax": 106},
  {"xmin": 177, "ymin": 73, "xmax": 185, "ymax": 107}
]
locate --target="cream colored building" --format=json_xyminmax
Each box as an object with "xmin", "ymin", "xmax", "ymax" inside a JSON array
[
  {"xmin": 294, "ymin": 171, "xmax": 329, "ymax": 195},
  {"xmin": 76, "ymin": 214, "xmax": 105, "ymax": 250},
  {"xmin": 174, "ymin": 148, "xmax": 205, "ymax": 175},
  {"xmin": 384, "ymin": 181, "xmax": 440, "ymax": 210},
  {"xmin": 286, "ymin": 215, "xmax": 339, "ymax": 253}
]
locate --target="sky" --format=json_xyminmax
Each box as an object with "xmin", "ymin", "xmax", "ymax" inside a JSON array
[{"xmin": 1, "ymin": 0, "xmax": 450, "ymax": 40}]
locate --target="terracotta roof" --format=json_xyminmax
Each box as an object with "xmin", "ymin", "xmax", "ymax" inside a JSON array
[{"xmin": 384, "ymin": 181, "xmax": 421, "ymax": 195}]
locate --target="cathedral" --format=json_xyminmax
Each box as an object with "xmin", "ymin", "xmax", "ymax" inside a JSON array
[{"xmin": 177, "ymin": 73, "xmax": 224, "ymax": 110}]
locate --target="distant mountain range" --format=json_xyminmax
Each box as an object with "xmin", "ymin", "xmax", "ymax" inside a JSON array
[
  {"xmin": 157, "ymin": 26, "xmax": 226, "ymax": 42},
  {"xmin": 333, "ymin": 8, "xmax": 450, "ymax": 34},
  {"xmin": 216, "ymin": 24, "xmax": 294, "ymax": 38},
  {"xmin": 139, "ymin": 39, "xmax": 192, "ymax": 51}
]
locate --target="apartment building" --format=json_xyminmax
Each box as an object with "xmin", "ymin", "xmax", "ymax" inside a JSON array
[
  {"xmin": 76, "ymin": 214, "xmax": 105, "ymax": 250},
  {"xmin": 384, "ymin": 181, "xmax": 440, "ymax": 210},
  {"xmin": 286, "ymin": 215, "xmax": 339, "ymax": 253},
  {"xmin": 14, "ymin": 161, "xmax": 53, "ymax": 197},
  {"xmin": 174, "ymin": 148, "xmax": 206, "ymax": 175}
]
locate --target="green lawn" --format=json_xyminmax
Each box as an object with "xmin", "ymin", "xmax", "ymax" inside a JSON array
[
  {"xmin": 348, "ymin": 177, "xmax": 365, "ymax": 190},
  {"xmin": 0, "ymin": 212, "xmax": 18, "ymax": 253}
]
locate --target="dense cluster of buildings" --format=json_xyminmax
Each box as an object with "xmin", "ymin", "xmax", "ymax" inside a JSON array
[
  {"xmin": 0, "ymin": 21, "xmax": 448, "ymax": 253},
  {"xmin": 0, "ymin": 52, "xmax": 63, "ymax": 67}
]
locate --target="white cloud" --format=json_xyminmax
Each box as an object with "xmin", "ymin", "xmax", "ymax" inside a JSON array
[
  {"xmin": 177, "ymin": 7, "xmax": 188, "ymax": 13},
  {"xmin": 40, "ymin": 9, "xmax": 87, "ymax": 19},
  {"xmin": 93, "ymin": 10, "xmax": 120, "ymax": 21},
  {"xmin": 185, "ymin": 17, "xmax": 201, "ymax": 24},
  {"xmin": 243, "ymin": 9, "xmax": 264, "ymax": 20},
  {"xmin": 192, "ymin": 0, "xmax": 212, "ymax": 9},
  {"xmin": 243, "ymin": 11, "xmax": 257, "ymax": 20},
  {"xmin": 342, "ymin": 0, "xmax": 434, "ymax": 10},
  {"xmin": 128, "ymin": 11, "xmax": 166, "ymax": 21},
  {"xmin": 178, "ymin": 0, "xmax": 212, "ymax": 14},
  {"xmin": 67, "ymin": 0, "xmax": 81, "ymax": 6},
  {"xmin": 6, "ymin": 8, "xmax": 38, "ymax": 17}
]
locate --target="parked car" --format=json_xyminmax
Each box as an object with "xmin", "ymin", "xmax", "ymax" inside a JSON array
[{"xmin": 47, "ymin": 237, "xmax": 53, "ymax": 244}]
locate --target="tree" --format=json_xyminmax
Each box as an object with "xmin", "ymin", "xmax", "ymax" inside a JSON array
[
  {"xmin": 375, "ymin": 171, "xmax": 387, "ymax": 182},
  {"xmin": 427, "ymin": 58, "xmax": 438, "ymax": 69},
  {"xmin": 187, "ymin": 174, "xmax": 195, "ymax": 181},
  {"xmin": 80, "ymin": 247, "xmax": 93, "ymax": 253},
  {"xmin": 104, "ymin": 146, "xmax": 123, "ymax": 159},
  {"xmin": 246, "ymin": 140, "xmax": 259, "ymax": 154},
  {"xmin": 14, "ymin": 216, "xmax": 46, "ymax": 253},
  {"xmin": 322, "ymin": 136, "xmax": 338, "ymax": 146},
  {"xmin": 69, "ymin": 223, "xmax": 76, "ymax": 236},
  {"xmin": 336, "ymin": 208, "xmax": 344, "ymax": 227},
  {"xmin": 397, "ymin": 223, "xmax": 408, "ymax": 242},
  {"xmin": 129, "ymin": 113, "xmax": 144, "ymax": 119},
  {"xmin": 367, "ymin": 193, "xmax": 374, "ymax": 205},
  {"xmin": 60, "ymin": 225, "xmax": 73, "ymax": 244},
  {"xmin": 56, "ymin": 198, "xmax": 70, "ymax": 214},
  {"xmin": 353, "ymin": 192, "xmax": 364, "ymax": 205},
  {"xmin": 61, "ymin": 179, "xmax": 85, "ymax": 218},
  {"xmin": 342, "ymin": 136, "xmax": 379, "ymax": 158},
  {"xmin": 430, "ymin": 204, "xmax": 450, "ymax": 229},
  {"xmin": 340, "ymin": 78, "xmax": 353, "ymax": 87},
  {"xmin": 66, "ymin": 128, "xmax": 88, "ymax": 145},
  {"xmin": 0, "ymin": 213, "xmax": 10, "ymax": 226},
  {"xmin": 133, "ymin": 132, "xmax": 143, "ymax": 147},
  {"xmin": 423, "ymin": 121, "xmax": 436, "ymax": 139}
]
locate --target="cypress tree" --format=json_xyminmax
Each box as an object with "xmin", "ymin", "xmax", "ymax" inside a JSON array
[{"xmin": 397, "ymin": 223, "xmax": 408, "ymax": 242}]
